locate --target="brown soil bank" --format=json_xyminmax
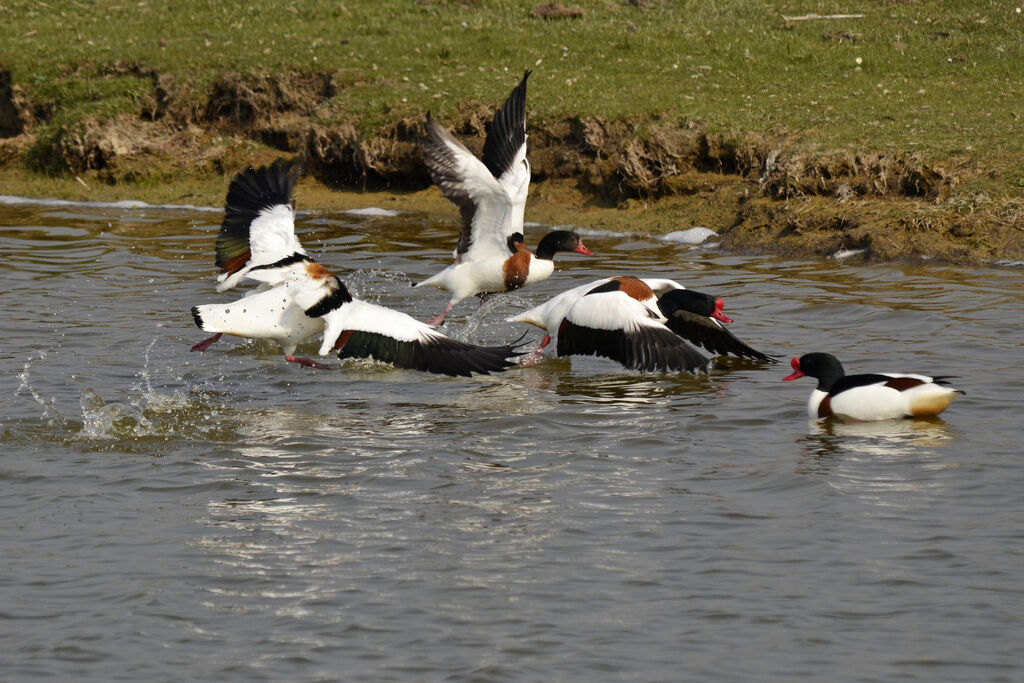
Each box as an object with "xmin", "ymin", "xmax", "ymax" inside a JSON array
[{"xmin": 1, "ymin": 68, "xmax": 1021, "ymax": 265}]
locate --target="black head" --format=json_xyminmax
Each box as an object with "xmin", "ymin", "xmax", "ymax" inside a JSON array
[
  {"xmin": 783, "ymin": 352, "xmax": 846, "ymax": 390},
  {"xmin": 535, "ymin": 230, "xmax": 595, "ymax": 260},
  {"xmin": 657, "ymin": 289, "xmax": 732, "ymax": 323}
]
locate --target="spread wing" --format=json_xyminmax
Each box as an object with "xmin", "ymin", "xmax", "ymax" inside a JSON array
[
  {"xmin": 214, "ymin": 158, "xmax": 305, "ymax": 292},
  {"xmin": 481, "ymin": 70, "xmax": 530, "ymax": 186},
  {"xmin": 422, "ymin": 71, "xmax": 530, "ymax": 264},
  {"xmin": 657, "ymin": 288, "xmax": 775, "ymax": 362},
  {"xmin": 318, "ymin": 299, "xmax": 520, "ymax": 376},
  {"xmin": 557, "ymin": 290, "xmax": 709, "ymax": 373},
  {"xmin": 661, "ymin": 307, "xmax": 775, "ymax": 361}
]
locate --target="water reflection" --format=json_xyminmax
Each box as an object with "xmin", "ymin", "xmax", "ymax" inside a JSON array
[
  {"xmin": 535, "ymin": 361, "xmax": 721, "ymax": 407},
  {"xmin": 798, "ymin": 417, "xmax": 955, "ymax": 460},
  {"xmin": 795, "ymin": 418, "xmax": 961, "ymax": 508}
]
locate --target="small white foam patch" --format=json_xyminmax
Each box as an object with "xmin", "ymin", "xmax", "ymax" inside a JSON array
[
  {"xmin": 342, "ymin": 207, "xmax": 403, "ymax": 217},
  {"xmin": 0, "ymin": 194, "xmax": 221, "ymax": 212},
  {"xmin": 829, "ymin": 248, "xmax": 868, "ymax": 260},
  {"xmin": 658, "ymin": 227, "xmax": 718, "ymax": 244},
  {"xmin": 993, "ymin": 259, "xmax": 1024, "ymax": 268}
]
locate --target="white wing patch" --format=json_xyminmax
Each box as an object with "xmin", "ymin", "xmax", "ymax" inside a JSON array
[
  {"xmin": 564, "ymin": 290, "xmax": 663, "ymax": 333},
  {"xmin": 248, "ymin": 204, "xmax": 305, "ymax": 265},
  {"xmin": 319, "ymin": 300, "xmax": 436, "ymax": 355}
]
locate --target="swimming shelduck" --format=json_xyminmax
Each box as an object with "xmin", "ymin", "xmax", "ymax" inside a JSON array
[
  {"xmin": 508, "ymin": 276, "xmax": 774, "ymax": 372},
  {"xmin": 783, "ymin": 352, "xmax": 964, "ymax": 421},
  {"xmin": 190, "ymin": 158, "xmax": 330, "ymax": 367},
  {"xmin": 414, "ymin": 70, "xmax": 594, "ymax": 325}
]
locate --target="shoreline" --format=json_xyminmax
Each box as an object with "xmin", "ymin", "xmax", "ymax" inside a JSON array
[{"xmin": 3, "ymin": 164, "xmax": 1022, "ymax": 267}]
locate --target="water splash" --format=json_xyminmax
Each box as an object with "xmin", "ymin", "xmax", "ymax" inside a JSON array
[
  {"xmin": 343, "ymin": 267, "xmax": 414, "ymax": 303},
  {"xmin": 15, "ymin": 350, "xmax": 69, "ymax": 428},
  {"xmin": 133, "ymin": 338, "xmax": 191, "ymax": 412},
  {"xmin": 79, "ymin": 388, "xmax": 153, "ymax": 440},
  {"xmin": 459, "ymin": 294, "xmax": 524, "ymax": 343},
  {"xmin": 12, "ymin": 339, "xmax": 232, "ymax": 445}
]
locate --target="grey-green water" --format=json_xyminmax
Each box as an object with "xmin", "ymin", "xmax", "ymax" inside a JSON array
[{"xmin": 2, "ymin": 197, "xmax": 1022, "ymax": 681}]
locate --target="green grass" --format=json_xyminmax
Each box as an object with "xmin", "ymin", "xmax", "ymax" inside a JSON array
[{"xmin": 3, "ymin": 0, "xmax": 1024, "ymax": 186}]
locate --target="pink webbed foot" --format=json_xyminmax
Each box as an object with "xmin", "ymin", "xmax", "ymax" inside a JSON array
[
  {"xmin": 286, "ymin": 355, "xmax": 331, "ymax": 370},
  {"xmin": 191, "ymin": 333, "xmax": 222, "ymax": 352},
  {"xmin": 424, "ymin": 303, "xmax": 455, "ymax": 328},
  {"xmin": 518, "ymin": 335, "xmax": 551, "ymax": 367}
]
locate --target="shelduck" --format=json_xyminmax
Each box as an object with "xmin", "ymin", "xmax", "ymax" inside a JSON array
[
  {"xmin": 190, "ymin": 159, "xmax": 327, "ymax": 367},
  {"xmin": 195, "ymin": 255, "xmax": 521, "ymax": 375},
  {"xmin": 783, "ymin": 352, "xmax": 964, "ymax": 421},
  {"xmin": 414, "ymin": 70, "xmax": 593, "ymax": 325},
  {"xmin": 508, "ymin": 276, "xmax": 774, "ymax": 372},
  {"xmin": 191, "ymin": 160, "xmax": 522, "ymax": 375}
]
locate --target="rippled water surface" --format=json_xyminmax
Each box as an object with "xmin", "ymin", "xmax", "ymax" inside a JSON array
[{"xmin": 2, "ymin": 197, "xmax": 1022, "ymax": 681}]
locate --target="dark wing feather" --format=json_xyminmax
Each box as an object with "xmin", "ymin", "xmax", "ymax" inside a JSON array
[
  {"xmin": 216, "ymin": 158, "xmax": 303, "ymax": 270},
  {"xmin": 336, "ymin": 331, "xmax": 519, "ymax": 377},
  {"xmin": 831, "ymin": 373, "xmax": 908, "ymax": 396},
  {"xmin": 422, "ymin": 114, "xmax": 480, "ymax": 256},
  {"xmin": 661, "ymin": 308, "xmax": 775, "ymax": 362},
  {"xmin": 481, "ymin": 70, "xmax": 529, "ymax": 180},
  {"xmin": 556, "ymin": 319, "xmax": 709, "ymax": 373}
]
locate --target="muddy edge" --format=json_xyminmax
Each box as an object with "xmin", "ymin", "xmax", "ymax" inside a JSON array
[{"xmin": 1, "ymin": 68, "xmax": 1021, "ymax": 264}]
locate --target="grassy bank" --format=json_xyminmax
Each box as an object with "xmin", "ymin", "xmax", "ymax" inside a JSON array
[{"xmin": 2, "ymin": 0, "xmax": 1023, "ymax": 262}]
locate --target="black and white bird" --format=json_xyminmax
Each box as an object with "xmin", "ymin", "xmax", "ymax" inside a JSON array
[
  {"xmin": 195, "ymin": 255, "xmax": 521, "ymax": 375},
  {"xmin": 414, "ymin": 71, "xmax": 593, "ymax": 326},
  {"xmin": 189, "ymin": 159, "xmax": 328, "ymax": 366},
  {"xmin": 508, "ymin": 276, "xmax": 774, "ymax": 372},
  {"xmin": 191, "ymin": 160, "xmax": 522, "ymax": 375},
  {"xmin": 783, "ymin": 352, "xmax": 964, "ymax": 421}
]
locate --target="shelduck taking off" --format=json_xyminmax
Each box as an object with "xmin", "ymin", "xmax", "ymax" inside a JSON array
[
  {"xmin": 508, "ymin": 276, "xmax": 774, "ymax": 372},
  {"xmin": 783, "ymin": 352, "xmax": 964, "ymax": 421},
  {"xmin": 414, "ymin": 70, "xmax": 594, "ymax": 325},
  {"xmin": 194, "ymin": 255, "xmax": 522, "ymax": 376},
  {"xmin": 191, "ymin": 159, "xmax": 522, "ymax": 375},
  {"xmin": 190, "ymin": 158, "xmax": 328, "ymax": 366}
]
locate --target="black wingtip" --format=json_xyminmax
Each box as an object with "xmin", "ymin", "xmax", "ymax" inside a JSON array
[
  {"xmin": 557, "ymin": 320, "xmax": 709, "ymax": 373},
  {"xmin": 191, "ymin": 306, "xmax": 205, "ymax": 330},
  {"xmin": 481, "ymin": 71, "xmax": 530, "ymax": 180},
  {"xmin": 216, "ymin": 157, "xmax": 304, "ymax": 270},
  {"xmin": 658, "ymin": 289, "xmax": 775, "ymax": 363},
  {"xmin": 335, "ymin": 330, "xmax": 521, "ymax": 377}
]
